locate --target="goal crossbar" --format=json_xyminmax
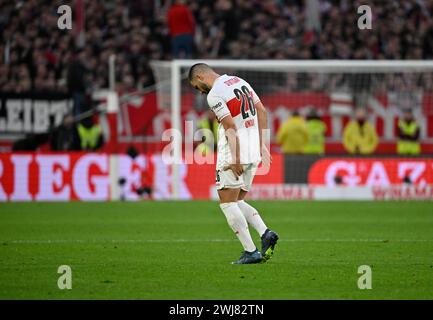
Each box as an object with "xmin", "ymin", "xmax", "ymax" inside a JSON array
[{"xmin": 167, "ymin": 59, "xmax": 433, "ymax": 72}]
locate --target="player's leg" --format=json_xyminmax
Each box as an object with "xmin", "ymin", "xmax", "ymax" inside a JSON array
[
  {"xmin": 237, "ymin": 164, "xmax": 279, "ymax": 262},
  {"xmin": 237, "ymin": 164, "xmax": 268, "ymax": 236},
  {"xmin": 237, "ymin": 189, "xmax": 268, "ymax": 237},
  {"xmin": 219, "ymin": 188, "xmax": 255, "ymax": 253},
  {"xmin": 217, "ymin": 169, "xmax": 261, "ymax": 264}
]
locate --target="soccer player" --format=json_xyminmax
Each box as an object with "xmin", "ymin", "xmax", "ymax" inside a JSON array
[{"xmin": 188, "ymin": 63, "xmax": 279, "ymax": 264}]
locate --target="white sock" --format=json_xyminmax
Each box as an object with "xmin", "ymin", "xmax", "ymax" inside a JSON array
[
  {"xmin": 237, "ymin": 200, "xmax": 268, "ymax": 237},
  {"xmin": 219, "ymin": 202, "xmax": 256, "ymax": 252}
]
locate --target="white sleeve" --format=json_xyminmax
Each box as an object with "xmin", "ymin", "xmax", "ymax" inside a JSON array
[{"xmin": 207, "ymin": 94, "xmax": 230, "ymax": 121}]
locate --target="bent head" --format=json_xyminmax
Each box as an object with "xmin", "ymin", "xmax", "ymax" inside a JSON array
[{"xmin": 188, "ymin": 63, "xmax": 219, "ymax": 94}]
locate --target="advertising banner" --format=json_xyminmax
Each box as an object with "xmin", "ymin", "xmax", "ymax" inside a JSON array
[
  {"xmin": 0, "ymin": 152, "xmax": 283, "ymax": 201},
  {"xmin": 1, "ymin": 153, "xmax": 431, "ymax": 201},
  {"xmin": 309, "ymin": 158, "xmax": 433, "ymax": 187}
]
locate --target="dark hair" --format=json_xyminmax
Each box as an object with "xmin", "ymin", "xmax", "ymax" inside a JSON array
[{"xmin": 188, "ymin": 63, "xmax": 211, "ymax": 82}]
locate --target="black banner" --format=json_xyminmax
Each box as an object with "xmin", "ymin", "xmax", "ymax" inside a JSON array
[
  {"xmin": 0, "ymin": 92, "xmax": 72, "ymax": 136},
  {"xmin": 0, "ymin": 300, "xmax": 428, "ymax": 319}
]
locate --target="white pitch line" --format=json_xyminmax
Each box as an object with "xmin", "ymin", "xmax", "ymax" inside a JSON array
[{"xmin": 3, "ymin": 239, "xmax": 433, "ymax": 244}]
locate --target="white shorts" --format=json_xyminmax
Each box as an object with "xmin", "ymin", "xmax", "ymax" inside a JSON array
[{"xmin": 215, "ymin": 163, "xmax": 259, "ymax": 192}]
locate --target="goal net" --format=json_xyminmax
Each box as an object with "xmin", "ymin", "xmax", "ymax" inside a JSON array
[{"xmin": 150, "ymin": 60, "xmax": 433, "ymax": 200}]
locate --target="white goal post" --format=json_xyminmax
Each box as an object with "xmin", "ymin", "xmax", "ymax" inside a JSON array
[{"xmin": 151, "ymin": 60, "xmax": 433, "ymax": 199}]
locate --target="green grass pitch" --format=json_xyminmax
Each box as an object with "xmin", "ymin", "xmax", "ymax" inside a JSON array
[{"xmin": 0, "ymin": 201, "xmax": 432, "ymax": 299}]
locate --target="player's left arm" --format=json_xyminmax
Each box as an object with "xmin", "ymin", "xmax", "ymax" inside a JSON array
[{"xmin": 255, "ymin": 100, "xmax": 272, "ymax": 167}]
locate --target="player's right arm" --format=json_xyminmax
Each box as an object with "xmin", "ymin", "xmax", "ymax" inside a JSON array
[{"xmin": 220, "ymin": 115, "xmax": 243, "ymax": 177}]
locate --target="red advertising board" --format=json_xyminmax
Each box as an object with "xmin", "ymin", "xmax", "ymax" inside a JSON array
[
  {"xmin": 309, "ymin": 158, "xmax": 433, "ymax": 186},
  {"xmin": 0, "ymin": 152, "xmax": 283, "ymax": 201},
  {"xmin": 0, "ymin": 153, "xmax": 110, "ymax": 201}
]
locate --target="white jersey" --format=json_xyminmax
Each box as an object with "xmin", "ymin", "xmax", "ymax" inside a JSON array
[{"xmin": 207, "ymin": 74, "xmax": 261, "ymax": 169}]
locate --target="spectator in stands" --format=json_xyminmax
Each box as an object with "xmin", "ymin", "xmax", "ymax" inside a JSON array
[
  {"xmin": 50, "ymin": 114, "xmax": 81, "ymax": 151},
  {"xmin": 343, "ymin": 108, "xmax": 378, "ymax": 155},
  {"xmin": 397, "ymin": 108, "xmax": 421, "ymax": 155},
  {"xmin": 1, "ymin": 0, "xmax": 433, "ymax": 93},
  {"xmin": 167, "ymin": 0, "xmax": 195, "ymax": 58},
  {"xmin": 77, "ymin": 116, "xmax": 104, "ymax": 151},
  {"xmin": 303, "ymin": 108, "xmax": 326, "ymax": 154},
  {"xmin": 276, "ymin": 110, "xmax": 308, "ymax": 154},
  {"xmin": 67, "ymin": 49, "xmax": 90, "ymax": 117}
]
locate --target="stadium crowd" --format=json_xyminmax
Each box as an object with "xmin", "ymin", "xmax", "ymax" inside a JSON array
[{"xmin": 1, "ymin": 0, "xmax": 433, "ymax": 94}]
